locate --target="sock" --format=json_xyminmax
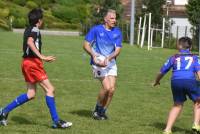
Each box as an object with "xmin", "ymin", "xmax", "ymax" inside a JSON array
[
  {"xmin": 3, "ymin": 93, "xmax": 29, "ymax": 114},
  {"xmin": 45, "ymin": 96, "xmax": 59, "ymax": 123},
  {"xmin": 95, "ymin": 102, "xmax": 103, "ymax": 113},
  {"xmin": 100, "ymin": 107, "xmax": 107, "ymax": 115},
  {"xmin": 103, "ymin": 108, "xmax": 107, "ymax": 114}
]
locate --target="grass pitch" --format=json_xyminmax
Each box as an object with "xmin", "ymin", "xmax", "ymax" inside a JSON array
[{"xmin": 0, "ymin": 32, "xmax": 195, "ymax": 134}]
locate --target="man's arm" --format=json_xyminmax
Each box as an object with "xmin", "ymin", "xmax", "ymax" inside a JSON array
[
  {"xmin": 27, "ymin": 37, "xmax": 55, "ymax": 62},
  {"xmin": 83, "ymin": 40, "xmax": 106, "ymax": 67},
  {"xmin": 196, "ymin": 71, "xmax": 200, "ymax": 80},
  {"xmin": 83, "ymin": 40, "xmax": 96, "ymax": 59},
  {"xmin": 107, "ymin": 47, "xmax": 121, "ymax": 61},
  {"xmin": 153, "ymin": 72, "xmax": 165, "ymax": 87},
  {"xmin": 83, "ymin": 40, "xmax": 104, "ymax": 66}
]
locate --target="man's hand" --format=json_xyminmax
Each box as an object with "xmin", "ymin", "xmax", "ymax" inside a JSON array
[
  {"xmin": 41, "ymin": 55, "xmax": 56, "ymax": 62},
  {"xmin": 93, "ymin": 55, "xmax": 109, "ymax": 67},
  {"xmin": 152, "ymin": 81, "xmax": 160, "ymax": 87}
]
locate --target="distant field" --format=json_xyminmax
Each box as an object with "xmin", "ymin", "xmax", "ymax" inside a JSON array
[{"xmin": 0, "ymin": 32, "xmax": 195, "ymax": 134}]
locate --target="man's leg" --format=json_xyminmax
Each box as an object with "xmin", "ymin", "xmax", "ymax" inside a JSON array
[
  {"xmin": 93, "ymin": 76, "xmax": 110, "ymax": 119},
  {"xmin": 94, "ymin": 76, "xmax": 116, "ymax": 119},
  {"xmin": 192, "ymin": 100, "xmax": 200, "ymax": 132},
  {"xmin": 164, "ymin": 103, "xmax": 183, "ymax": 133},
  {"xmin": 0, "ymin": 83, "xmax": 36, "ymax": 126},
  {"xmin": 39, "ymin": 79, "xmax": 72, "ymax": 128},
  {"xmin": 99, "ymin": 76, "xmax": 116, "ymax": 118},
  {"xmin": 102, "ymin": 76, "xmax": 116, "ymax": 109}
]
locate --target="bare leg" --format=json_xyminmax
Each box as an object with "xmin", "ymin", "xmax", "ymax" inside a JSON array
[
  {"xmin": 39, "ymin": 79, "xmax": 55, "ymax": 97},
  {"xmin": 97, "ymin": 77, "xmax": 110, "ymax": 106},
  {"xmin": 26, "ymin": 83, "xmax": 37, "ymax": 99},
  {"xmin": 39, "ymin": 79, "xmax": 72, "ymax": 128},
  {"xmin": 102, "ymin": 76, "xmax": 116, "ymax": 108},
  {"xmin": 164, "ymin": 103, "xmax": 183, "ymax": 132},
  {"xmin": 193, "ymin": 100, "xmax": 200, "ymax": 126}
]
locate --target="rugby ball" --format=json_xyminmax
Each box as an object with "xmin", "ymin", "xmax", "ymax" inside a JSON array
[{"xmin": 96, "ymin": 55, "xmax": 106, "ymax": 64}]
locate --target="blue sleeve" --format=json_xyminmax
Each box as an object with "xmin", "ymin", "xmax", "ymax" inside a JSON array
[
  {"xmin": 160, "ymin": 56, "xmax": 173, "ymax": 74},
  {"xmin": 85, "ymin": 26, "xmax": 96, "ymax": 44},
  {"xmin": 115, "ymin": 29, "xmax": 122, "ymax": 48},
  {"xmin": 194, "ymin": 56, "xmax": 200, "ymax": 72}
]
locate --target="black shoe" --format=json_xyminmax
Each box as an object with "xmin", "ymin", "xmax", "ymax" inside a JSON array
[
  {"xmin": 0, "ymin": 108, "xmax": 8, "ymax": 126},
  {"xmin": 92, "ymin": 111, "xmax": 108, "ymax": 120},
  {"xmin": 92, "ymin": 111, "xmax": 102, "ymax": 120},
  {"xmin": 52, "ymin": 119, "xmax": 72, "ymax": 129},
  {"xmin": 101, "ymin": 113, "xmax": 108, "ymax": 120}
]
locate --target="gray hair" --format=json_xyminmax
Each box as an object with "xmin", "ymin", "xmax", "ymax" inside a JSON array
[{"xmin": 104, "ymin": 9, "xmax": 116, "ymax": 17}]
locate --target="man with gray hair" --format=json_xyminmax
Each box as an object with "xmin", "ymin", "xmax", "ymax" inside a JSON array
[{"xmin": 83, "ymin": 9, "xmax": 123, "ymax": 120}]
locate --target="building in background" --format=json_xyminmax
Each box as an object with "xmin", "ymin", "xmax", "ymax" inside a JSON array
[
  {"xmin": 165, "ymin": 0, "xmax": 192, "ymax": 38},
  {"xmin": 121, "ymin": 0, "xmax": 192, "ymax": 38}
]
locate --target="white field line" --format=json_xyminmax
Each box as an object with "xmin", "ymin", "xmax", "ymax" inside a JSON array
[
  {"xmin": 0, "ymin": 77, "xmax": 94, "ymax": 82},
  {"xmin": 0, "ymin": 49, "xmax": 83, "ymax": 56},
  {"xmin": 0, "ymin": 49, "xmax": 163, "ymax": 61},
  {"xmin": 0, "ymin": 77, "xmax": 140, "ymax": 84}
]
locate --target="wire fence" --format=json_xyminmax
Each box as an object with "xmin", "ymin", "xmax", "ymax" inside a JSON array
[{"xmin": 81, "ymin": 23, "xmax": 198, "ymax": 50}]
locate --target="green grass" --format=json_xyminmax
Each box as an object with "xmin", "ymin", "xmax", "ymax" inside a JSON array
[{"xmin": 0, "ymin": 32, "xmax": 195, "ymax": 134}]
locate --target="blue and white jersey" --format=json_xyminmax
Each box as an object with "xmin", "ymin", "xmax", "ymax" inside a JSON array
[
  {"xmin": 85, "ymin": 24, "xmax": 122, "ymax": 57},
  {"xmin": 160, "ymin": 49, "xmax": 200, "ymax": 80}
]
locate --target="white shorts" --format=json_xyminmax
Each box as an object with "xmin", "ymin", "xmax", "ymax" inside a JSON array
[{"xmin": 92, "ymin": 62, "xmax": 117, "ymax": 78}]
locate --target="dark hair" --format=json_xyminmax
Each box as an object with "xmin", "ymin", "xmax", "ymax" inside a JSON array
[
  {"xmin": 28, "ymin": 8, "xmax": 43, "ymax": 26},
  {"xmin": 178, "ymin": 36, "xmax": 192, "ymax": 49}
]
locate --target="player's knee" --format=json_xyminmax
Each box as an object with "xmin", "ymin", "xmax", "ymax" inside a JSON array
[
  {"xmin": 108, "ymin": 87, "xmax": 115, "ymax": 97},
  {"xmin": 103, "ymin": 86, "xmax": 111, "ymax": 92},
  {"xmin": 27, "ymin": 92, "xmax": 36, "ymax": 99},
  {"xmin": 173, "ymin": 102, "xmax": 183, "ymax": 107},
  {"xmin": 47, "ymin": 86, "xmax": 55, "ymax": 95},
  {"xmin": 194, "ymin": 99, "xmax": 200, "ymax": 107}
]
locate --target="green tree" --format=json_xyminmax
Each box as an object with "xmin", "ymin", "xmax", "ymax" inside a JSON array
[
  {"xmin": 186, "ymin": 0, "xmax": 200, "ymax": 49},
  {"xmin": 186, "ymin": 0, "xmax": 200, "ymax": 26},
  {"xmin": 143, "ymin": 0, "xmax": 165, "ymax": 27},
  {"xmin": 90, "ymin": 0, "xmax": 123, "ymax": 25}
]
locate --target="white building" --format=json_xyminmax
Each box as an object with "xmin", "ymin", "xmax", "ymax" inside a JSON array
[{"xmin": 167, "ymin": 0, "xmax": 193, "ymax": 38}]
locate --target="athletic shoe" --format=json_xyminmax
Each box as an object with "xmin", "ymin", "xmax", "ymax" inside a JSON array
[
  {"xmin": 101, "ymin": 113, "xmax": 108, "ymax": 120},
  {"xmin": 162, "ymin": 130, "xmax": 172, "ymax": 134},
  {"xmin": 92, "ymin": 111, "xmax": 108, "ymax": 120},
  {"xmin": 192, "ymin": 124, "xmax": 200, "ymax": 134},
  {"xmin": 52, "ymin": 119, "xmax": 72, "ymax": 129},
  {"xmin": 92, "ymin": 111, "xmax": 102, "ymax": 120},
  {"xmin": 0, "ymin": 108, "xmax": 8, "ymax": 126}
]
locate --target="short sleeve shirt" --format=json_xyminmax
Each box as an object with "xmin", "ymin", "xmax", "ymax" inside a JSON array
[
  {"xmin": 85, "ymin": 24, "xmax": 122, "ymax": 57},
  {"xmin": 23, "ymin": 26, "xmax": 42, "ymax": 58},
  {"xmin": 160, "ymin": 49, "xmax": 200, "ymax": 80}
]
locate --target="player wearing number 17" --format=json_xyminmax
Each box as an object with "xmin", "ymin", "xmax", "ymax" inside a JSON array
[{"xmin": 153, "ymin": 37, "xmax": 200, "ymax": 134}]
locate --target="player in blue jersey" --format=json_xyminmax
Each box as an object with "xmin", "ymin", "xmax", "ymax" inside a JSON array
[
  {"xmin": 0, "ymin": 8, "xmax": 72, "ymax": 128},
  {"xmin": 83, "ymin": 9, "xmax": 122, "ymax": 120},
  {"xmin": 153, "ymin": 37, "xmax": 200, "ymax": 134}
]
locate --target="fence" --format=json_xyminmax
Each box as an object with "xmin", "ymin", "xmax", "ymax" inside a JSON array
[{"xmin": 81, "ymin": 22, "xmax": 198, "ymax": 50}]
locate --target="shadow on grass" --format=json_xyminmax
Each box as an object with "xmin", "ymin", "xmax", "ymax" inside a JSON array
[
  {"xmin": 11, "ymin": 116, "xmax": 36, "ymax": 125},
  {"xmin": 11, "ymin": 116, "xmax": 53, "ymax": 128},
  {"xmin": 150, "ymin": 122, "xmax": 192, "ymax": 134},
  {"xmin": 69, "ymin": 109, "xmax": 92, "ymax": 118}
]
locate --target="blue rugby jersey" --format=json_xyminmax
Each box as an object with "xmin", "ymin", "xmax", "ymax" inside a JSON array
[
  {"xmin": 85, "ymin": 24, "xmax": 122, "ymax": 57},
  {"xmin": 160, "ymin": 49, "xmax": 200, "ymax": 80}
]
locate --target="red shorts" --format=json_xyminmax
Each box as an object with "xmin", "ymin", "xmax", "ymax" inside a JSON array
[{"xmin": 21, "ymin": 58, "xmax": 48, "ymax": 83}]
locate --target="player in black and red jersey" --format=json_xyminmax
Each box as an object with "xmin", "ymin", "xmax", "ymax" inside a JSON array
[{"xmin": 0, "ymin": 8, "xmax": 72, "ymax": 129}]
